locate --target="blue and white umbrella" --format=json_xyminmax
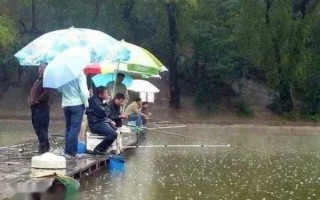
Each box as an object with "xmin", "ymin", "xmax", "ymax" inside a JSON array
[
  {"xmin": 43, "ymin": 47, "xmax": 91, "ymax": 88},
  {"xmin": 92, "ymin": 73, "xmax": 133, "ymax": 87},
  {"xmin": 15, "ymin": 27, "xmax": 122, "ymax": 66}
]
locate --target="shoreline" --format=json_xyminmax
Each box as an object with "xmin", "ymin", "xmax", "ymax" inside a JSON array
[{"xmin": 1, "ymin": 114, "xmax": 320, "ymax": 127}]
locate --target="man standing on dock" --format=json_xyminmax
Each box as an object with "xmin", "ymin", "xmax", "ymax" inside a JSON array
[
  {"xmin": 58, "ymin": 71, "xmax": 89, "ymax": 157},
  {"xmin": 106, "ymin": 73, "xmax": 129, "ymax": 111},
  {"xmin": 28, "ymin": 62, "xmax": 51, "ymax": 153}
]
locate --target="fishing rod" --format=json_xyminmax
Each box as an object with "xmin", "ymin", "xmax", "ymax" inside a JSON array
[
  {"xmin": 126, "ymin": 124, "xmax": 187, "ymax": 131},
  {"xmin": 149, "ymin": 117, "xmax": 175, "ymax": 124},
  {"xmin": 143, "ymin": 125, "xmax": 187, "ymax": 130},
  {"xmin": 126, "ymin": 124, "xmax": 230, "ymax": 146},
  {"xmin": 150, "ymin": 121, "xmax": 175, "ymax": 124},
  {"xmin": 150, "ymin": 129, "xmax": 278, "ymax": 155},
  {"xmin": 0, "ymin": 143, "xmax": 33, "ymax": 150},
  {"xmin": 0, "ymin": 161, "xmax": 20, "ymax": 165},
  {"xmin": 136, "ymin": 125, "xmax": 225, "ymax": 145},
  {"xmin": 127, "ymin": 125, "xmax": 278, "ymax": 154},
  {"xmin": 123, "ymin": 144, "xmax": 230, "ymax": 149}
]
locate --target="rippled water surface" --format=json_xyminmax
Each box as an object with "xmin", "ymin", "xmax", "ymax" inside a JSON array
[
  {"xmin": 81, "ymin": 124, "xmax": 320, "ymax": 200},
  {"xmin": 1, "ymin": 121, "xmax": 320, "ymax": 199}
]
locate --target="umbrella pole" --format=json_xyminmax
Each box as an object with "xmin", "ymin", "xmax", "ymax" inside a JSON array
[{"xmin": 111, "ymin": 62, "xmax": 120, "ymax": 98}]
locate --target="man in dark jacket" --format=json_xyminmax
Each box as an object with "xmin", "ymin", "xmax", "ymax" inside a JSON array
[
  {"xmin": 28, "ymin": 62, "xmax": 51, "ymax": 153},
  {"xmin": 86, "ymin": 86, "xmax": 117, "ymax": 155},
  {"xmin": 107, "ymin": 93, "xmax": 127, "ymax": 127}
]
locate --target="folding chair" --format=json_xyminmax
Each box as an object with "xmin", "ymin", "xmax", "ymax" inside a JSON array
[{"xmin": 49, "ymin": 134, "xmax": 64, "ymax": 154}]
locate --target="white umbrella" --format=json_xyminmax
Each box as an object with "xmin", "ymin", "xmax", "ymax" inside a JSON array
[
  {"xmin": 127, "ymin": 80, "xmax": 160, "ymax": 93},
  {"xmin": 43, "ymin": 47, "xmax": 90, "ymax": 88}
]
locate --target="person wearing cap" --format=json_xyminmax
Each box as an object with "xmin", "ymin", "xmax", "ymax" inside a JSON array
[
  {"xmin": 106, "ymin": 73, "xmax": 129, "ymax": 110},
  {"xmin": 28, "ymin": 62, "xmax": 51, "ymax": 153}
]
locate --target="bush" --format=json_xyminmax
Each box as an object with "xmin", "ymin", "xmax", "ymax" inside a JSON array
[
  {"xmin": 235, "ymin": 100, "xmax": 253, "ymax": 117},
  {"xmin": 300, "ymin": 113, "xmax": 320, "ymax": 122}
]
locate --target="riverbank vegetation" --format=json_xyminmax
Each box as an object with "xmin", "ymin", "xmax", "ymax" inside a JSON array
[{"xmin": 0, "ymin": 0, "xmax": 319, "ymax": 119}]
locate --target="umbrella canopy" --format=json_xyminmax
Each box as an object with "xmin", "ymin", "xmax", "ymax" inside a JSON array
[
  {"xmin": 43, "ymin": 47, "xmax": 90, "ymax": 88},
  {"xmin": 128, "ymin": 80, "xmax": 160, "ymax": 93},
  {"xmin": 84, "ymin": 40, "xmax": 165, "ymax": 77},
  {"xmin": 15, "ymin": 27, "xmax": 120, "ymax": 66},
  {"xmin": 92, "ymin": 73, "xmax": 133, "ymax": 87}
]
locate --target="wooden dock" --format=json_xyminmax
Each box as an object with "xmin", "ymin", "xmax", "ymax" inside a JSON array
[{"xmin": 0, "ymin": 131, "xmax": 138, "ymax": 200}]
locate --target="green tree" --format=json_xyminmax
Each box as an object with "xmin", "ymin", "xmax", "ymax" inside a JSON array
[
  {"xmin": 0, "ymin": 14, "xmax": 18, "ymax": 80},
  {"xmin": 179, "ymin": 0, "xmax": 243, "ymax": 111},
  {"xmin": 237, "ymin": 0, "xmax": 320, "ymax": 114}
]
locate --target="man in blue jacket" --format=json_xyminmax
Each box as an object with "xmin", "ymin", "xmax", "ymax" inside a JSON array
[{"xmin": 86, "ymin": 86, "xmax": 117, "ymax": 155}]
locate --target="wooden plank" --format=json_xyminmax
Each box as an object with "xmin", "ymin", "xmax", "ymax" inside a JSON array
[
  {"xmin": 0, "ymin": 144, "xmax": 109, "ymax": 200},
  {"xmin": 0, "ymin": 130, "xmax": 139, "ymax": 200}
]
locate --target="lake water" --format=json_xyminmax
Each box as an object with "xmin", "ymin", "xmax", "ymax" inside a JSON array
[
  {"xmin": 1, "ymin": 121, "xmax": 320, "ymax": 199},
  {"xmin": 81, "ymin": 124, "xmax": 320, "ymax": 200}
]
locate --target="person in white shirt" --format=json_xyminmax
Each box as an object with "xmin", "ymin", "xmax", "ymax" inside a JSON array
[{"xmin": 58, "ymin": 72, "xmax": 89, "ymax": 157}]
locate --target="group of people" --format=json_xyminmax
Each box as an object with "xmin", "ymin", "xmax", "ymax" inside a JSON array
[{"xmin": 28, "ymin": 63, "xmax": 151, "ymax": 157}]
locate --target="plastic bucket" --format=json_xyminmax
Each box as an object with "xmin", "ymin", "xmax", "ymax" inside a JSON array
[
  {"xmin": 108, "ymin": 154, "xmax": 126, "ymax": 171},
  {"xmin": 77, "ymin": 141, "xmax": 86, "ymax": 154}
]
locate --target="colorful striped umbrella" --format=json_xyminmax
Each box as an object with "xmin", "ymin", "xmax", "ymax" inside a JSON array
[{"xmin": 84, "ymin": 40, "xmax": 166, "ymax": 78}]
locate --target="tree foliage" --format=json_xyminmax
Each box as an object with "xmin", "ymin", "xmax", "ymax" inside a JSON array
[
  {"xmin": 1, "ymin": 0, "xmax": 320, "ymax": 116},
  {"xmin": 237, "ymin": 0, "xmax": 320, "ymax": 115},
  {"xmin": 178, "ymin": 0, "xmax": 243, "ymax": 110}
]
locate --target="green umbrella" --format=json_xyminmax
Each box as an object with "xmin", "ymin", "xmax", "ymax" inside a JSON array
[
  {"xmin": 88, "ymin": 40, "xmax": 166, "ymax": 78},
  {"xmin": 119, "ymin": 40, "xmax": 163, "ymax": 76}
]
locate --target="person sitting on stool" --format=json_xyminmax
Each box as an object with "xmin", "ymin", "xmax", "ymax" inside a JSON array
[
  {"xmin": 125, "ymin": 98, "xmax": 149, "ymax": 128},
  {"xmin": 86, "ymin": 86, "xmax": 117, "ymax": 155},
  {"xmin": 107, "ymin": 93, "xmax": 127, "ymax": 127}
]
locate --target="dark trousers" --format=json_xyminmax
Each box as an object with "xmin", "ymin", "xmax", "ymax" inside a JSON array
[
  {"xmin": 89, "ymin": 122, "xmax": 117, "ymax": 152},
  {"xmin": 31, "ymin": 104, "xmax": 50, "ymax": 153},
  {"xmin": 114, "ymin": 118, "xmax": 122, "ymax": 127},
  {"xmin": 63, "ymin": 104, "xmax": 85, "ymax": 156}
]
